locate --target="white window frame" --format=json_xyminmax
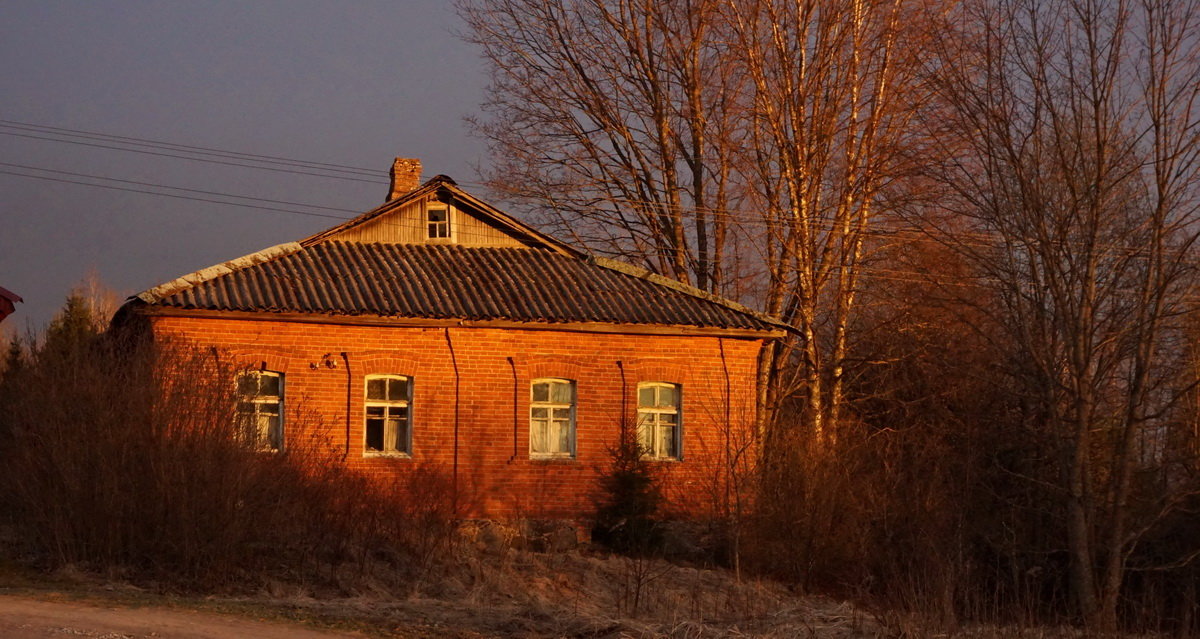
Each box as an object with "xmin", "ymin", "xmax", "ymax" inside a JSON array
[
  {"xmin": 530, "ymin": 378, "xmax": 576, "ymax": 459},
  {"xmin": 236, "ymin": 370, "xmax": 283, "ymax": 452},
  {"xmin": 426, "ymin": 202, "xmax": 453, "ymax": 240},
  {"xmin": 364, "ymin": 374, "xmax": 412, "ymax": 456},
  {"xmin": 637, "ymin": 382, "xmax": 681, "ymax": 460}
]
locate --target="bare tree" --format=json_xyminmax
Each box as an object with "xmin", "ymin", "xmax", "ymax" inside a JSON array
[
  {"xmin": 723, "ymin": 0, "xmax": 930, "ymax": 440},
  {"xmin": 460, "ymin": 0, "xmax": 936, "ymax": 443},
  {"xmin": 921, "ymin": 0, "xmax": 1200, "ymax": 628},
  {"xmin": 458, "ymin": 0, "xmax": 743, "ymax": 292}
]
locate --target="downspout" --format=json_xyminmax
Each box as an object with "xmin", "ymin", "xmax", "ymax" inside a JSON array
[
  {"xmin": 341, "ymin": 352, "xmax": 351, "ymax": 461},
  {"xmin": 719, "ymin": 339, "xmax": 732, "ymax": 505},
  {"xmin": 719, "ymin": 337, "xmax": 739, "ymax": 578},
  {"xmin": 445, "ymin": 329, "xmax": 460, "ymax": 516},
  {"xmin": 616, "ymin": 360, "xmax": 627, "ymax": 428},
  {"xmin": 507, "ymin": 356, "xmax": 518, "ymax": 461}
]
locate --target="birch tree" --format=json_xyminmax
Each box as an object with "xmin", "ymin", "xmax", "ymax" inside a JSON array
[
  {"xmin": 459, "ymin": 0, "xmax": 935, "ymax": 442},
  {"xmin": 724, "ymin": 0, "xmax": 928, "ymax": 440}
]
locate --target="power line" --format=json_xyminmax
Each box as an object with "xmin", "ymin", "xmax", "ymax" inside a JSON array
[
  {"xmin": 0, "ymin": 169, "xmax": 349, "ymax": 220},
  {"xmin": 0, "ymin": 165, "xmax": 578, "ymax": 244},
  {"xmin": 2, "ymin": 119, "xmax": 1187, "ymax": 260},
  {"xmin": 4, "ymin": 168, "xmax": 1189, "ymax": 301},
  {"xmin": 0, "ymin": 162, "xmax": 361, "ymax": 215},
  {"xmin": 0, "ymin": 119, "xmax": 385, "ymax": 178},
  {"xmin": 0, "ymin": 130, "xmax": 387, "ymax": 185}
]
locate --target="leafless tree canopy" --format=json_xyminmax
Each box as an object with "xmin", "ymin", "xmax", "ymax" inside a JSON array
[
  {"xmin": 919, "ymin": 0, "xmax": 1200, "ymax": 628},
  {"xmin": 460, "ymin": 0, "xmax": 935, "ymax": 441},
  {"xmin": 461, "ymin": 0, "xmax": 1200, "ymax": 630}
]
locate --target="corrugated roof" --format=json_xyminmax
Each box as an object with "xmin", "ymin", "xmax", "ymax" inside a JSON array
[{"xmin": 143, "ymin": 241, "xmax": 779, "ymax": 332}]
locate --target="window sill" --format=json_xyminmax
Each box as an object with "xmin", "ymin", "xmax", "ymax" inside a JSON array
[
  {"xmin": 364, "ymin": 451, "xmax": 413, "ymax": 459},
  {"xmin": 529, "ymin": 454, "xmax": 576, "ymax": 463}
]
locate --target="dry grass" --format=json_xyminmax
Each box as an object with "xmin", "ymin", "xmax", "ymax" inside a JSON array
[{"xmin": 0, "ymin": 546, "xmax": 1171, "ymax": 639}]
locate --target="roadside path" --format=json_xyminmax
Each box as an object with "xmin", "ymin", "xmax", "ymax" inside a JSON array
[{"xmin": 0, "ymin": 595, "xmax": 365, "ymax": 639}]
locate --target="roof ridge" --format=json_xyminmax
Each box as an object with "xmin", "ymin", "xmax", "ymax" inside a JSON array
[
  {"xmin": 589, "ymin": 257, "xmax": 795, "ymax": 333},
  {"xmin": 136, "ymin": 242, "xmax": 303, "ymax": 304}
]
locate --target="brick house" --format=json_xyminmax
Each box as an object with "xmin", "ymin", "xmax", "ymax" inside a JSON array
[{"xmin": 114, "ymin": 159, "xmax": 785, "ymax": 521}]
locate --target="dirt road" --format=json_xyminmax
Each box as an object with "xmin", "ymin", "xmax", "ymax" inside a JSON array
[{"xmin": 0, "ymin": 595, "xmax": 365, "ymax": 639}]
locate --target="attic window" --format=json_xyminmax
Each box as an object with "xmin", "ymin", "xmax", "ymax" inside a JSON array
[{"xmin": 427, "ymin": 203, "xmax": 451, "ymax": 239}]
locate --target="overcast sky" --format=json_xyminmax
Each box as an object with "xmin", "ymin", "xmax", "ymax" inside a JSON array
[{"xmin": 0, "ymin": 1, "xmax": 489, "ymax": 333}]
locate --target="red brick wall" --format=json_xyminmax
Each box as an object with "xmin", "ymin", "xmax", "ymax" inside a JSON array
[{"xmin": 149, "ymin": 315, "xmax": 764, "ymax": 521}]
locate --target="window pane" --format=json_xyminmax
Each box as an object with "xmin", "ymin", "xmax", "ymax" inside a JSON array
[
  {"xmin": 658, "ymin": 385, "xmax": 677, "ymax": 408},
  {"xmin": 555, "ymin": 421, "xmax": 571, "ymax": 453},
  {"xmin": 659, "ymin": 412, "xmax": 677, "ymax": 426},
  {"xmin": 550, "ymin": 381, "xmax": 572, "ymax": 403},
  {"xmin": 366, "ymin": 418, "xmax": 384, "ymax": 451},
  {"xmin": 388, "ymin": 417, "xmax": 408, "ymax": 450},
  {"xmin": 264, "ymin": 414, "xmax": 282, "ymax": 450},
  {"xmin": 259, "ymin": 373, "xmax": 280, "ymax": 397},
  {"xmin": 428, "ymin": 208, "xmax": 447, "ymax": 222},
  {"xmin": 658, "ymin": 425, "xmax": 675, "ymax": 458},
  {"xmin": 366, "ymin": 405, "xmax": 384, "ymax": 417},
  {"xmin": 367, "ymin": 378, "xmax": 386, "ymax": 400},
  {"xmin": 552, "ymin": 407, "xmax": 570, "ymax": 420},
  {"xmin": 237, "ymin": 374, "xmax": 257, "ymax": 396},
  {"xmin": 531, "ymin": 419, "xmax": 547, "ymax": 452},
  {"xmin": 387, "ymin": 378, "xmax": 407, "ymax": 401},
  {"xmin": 638, "ymin": 419, "xmax": 653, "ymax": 450},
  {"xmin": 531, "ymin": 407, "xmax": 548, "ymax": 419},
  {"xmin": 384, "ymin": 416, "xmax": 399, "ymax": 452},
  {"xmin": 638, "ymin": 386, "xmax": 655, "ymax": 407},
  {"xmin": 532, "ymin": 383, "xmax": 549, "ymax": 402}
]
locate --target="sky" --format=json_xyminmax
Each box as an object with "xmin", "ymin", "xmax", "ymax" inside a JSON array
[{"xmin": 0, "ymin": 1, "xmax": 490, "ymax": 333}]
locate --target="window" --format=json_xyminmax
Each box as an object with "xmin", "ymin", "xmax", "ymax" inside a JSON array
[
  {"xmin": 365, "ymin": 375, "xmax": 411, "ymax": 455},
  {"xmin": 236, "ymin": 370, "xmax": 283, "ymax": 451},
  {"xmin": 530, "ymin": 378, "xmax": 575, "ymax": 458},
  {"xmin": 427, "ymin": 203, "xmax": 450, "ymax": 239},
  {"xmin": 637, "ymin": 382, "xmax": 680, "ymax": 459}
]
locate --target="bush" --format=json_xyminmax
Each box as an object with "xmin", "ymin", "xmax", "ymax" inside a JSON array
[
  {"xmin": 0, "ymin": 297, "xmax": 456, "ymax": 591},
  {"xmin": 592, "ymin": 421, "xmax": 663, "ymax": 555}
]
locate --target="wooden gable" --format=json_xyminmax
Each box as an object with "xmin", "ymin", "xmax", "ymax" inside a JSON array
[
  {"xmin": 323, "ymin": 193, "xmax": 535, "ymax": 248},
  {"xmin": 301, "ymin": 175, "xmax": 579, "ymax": 255}
]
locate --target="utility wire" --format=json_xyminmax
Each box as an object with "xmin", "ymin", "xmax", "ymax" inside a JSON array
[
  {"xmin": 0, "ymin": 131, "xmax": 387, "ymax": 185},
  {"xmin": 2, "ymin": 119, "xmax": 1188, "ymax": 260},
  {"xmin": 0, "ymin": 169, "xmax": 348, "ymax": 220},
  {"xmin": 0, "ymin": 162, "xmax": 361, "ymax": 214},
  {"xmin": 0, "ymin": 119, "xmax": 385, "ymax": 177},
  {"xmin": 1, "ymin": 169, "xmax": 1183, "ymax": 299}
]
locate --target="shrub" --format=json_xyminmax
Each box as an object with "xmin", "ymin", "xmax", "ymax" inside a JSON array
[
  {"xmin": 592, "ymin": 421, "xmax": 663, "ymax": 555},
  {"xmin": 0, "ymin": 296, "xmax": 456, "ymax": 591}
]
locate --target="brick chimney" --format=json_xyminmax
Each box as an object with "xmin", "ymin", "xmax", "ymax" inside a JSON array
[{"xmin": 387, "ymin": 158, "xmax": 422, "ymax": 201}]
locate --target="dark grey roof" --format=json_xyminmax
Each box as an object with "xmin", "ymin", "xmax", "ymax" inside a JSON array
[{"xmin": 138, "ymin": 241, "xmax": 779, "ymax": 333}]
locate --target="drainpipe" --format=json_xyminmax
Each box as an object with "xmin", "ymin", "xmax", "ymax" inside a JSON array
[
  {"xmin": 341, "ymin": 352, "xmax": 351, "ymax": 461},
  {"xmin": 719, "ymin": 337, "xmax": 740, "ymax": 578},
  {"xmin": 444, "ymin": 329, "xmax": 460, "ymax": 516},
  {"xmin": 616, "ymin": 360, "xmax": 627, "ymax": 426},
  {"xmin": 719, "ymin": 339, "xmax": 732, "ymax": 506},
  {"xmin": 508, "ymin": 356, "xmax": 518, "ymax": 462}
]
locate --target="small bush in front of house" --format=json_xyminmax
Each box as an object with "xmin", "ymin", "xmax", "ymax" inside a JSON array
[{"xmin": 592, "ymin": 420, "xmax": 663, "ymax": 555}]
